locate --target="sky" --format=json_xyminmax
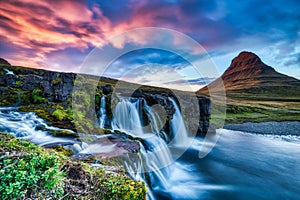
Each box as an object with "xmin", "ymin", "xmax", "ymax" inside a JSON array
[{"xmin": 0, "ymin": 0, "xmax": 299, "ymax": 91}]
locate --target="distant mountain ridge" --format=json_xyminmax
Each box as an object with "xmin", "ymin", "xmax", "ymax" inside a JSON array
[
  {"xmin": 0, "ymin": 58, "xmax": 10, "ymax": 65},
  {"xmin": 199, "ymin": 51, "xmax": 300, "ymax": 100}
]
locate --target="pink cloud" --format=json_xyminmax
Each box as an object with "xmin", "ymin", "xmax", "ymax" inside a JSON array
[{"xmin": 0, "ymin": 0, "xmax": 216, "ymax": 70}]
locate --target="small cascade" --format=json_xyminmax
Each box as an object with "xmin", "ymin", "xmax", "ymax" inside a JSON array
[
  {"xmin": 4, "ymin": 68, "xmax": 14, "ymax": 75},
  {"xmin": 169, "ymin": 98, "xmax": 190, "ymax": 147},
  {"xmin": 0, "ymin": 109, "xmax": 76, "ymax": 146},
  {"xmin": 120, "ymin": 135, "xmax": 174, "ymax": 200},
  {"xmin": 99, "ymin": 96, "xmax": 108, "ymax": 128},
  {"xmin": 143, "ymin": 104, "xmax": 164, "ymax": 133},
  {"xmin": 112, "ymin": 98, "xmax": 144, "ymax": 136}
]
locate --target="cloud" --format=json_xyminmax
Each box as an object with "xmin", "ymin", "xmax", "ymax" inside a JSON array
[
  {"xmin": 0, "ymin": 0, "xmax": 110, "ymax": 68},
  {"xmin": 0, "ymin": 0, "xmax": 299, "ymax": 79}
]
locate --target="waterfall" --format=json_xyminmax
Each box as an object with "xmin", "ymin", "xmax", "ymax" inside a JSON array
[
  {"xmin": 120, "ymin": 135, "xmax": 174, "ymax": 200},
  {"xmin": 112, "ymin": 98, "xmax": 144, "ymax": 136},
  {"xmin": 143, "ymin": 104, "xmax": 164, "ymax": 134},
  {"xmin": 99, "ymin": 96, "xmax": 108, "ymax": 128},
  {"xmin": 97, "ymin": 95, "xmax": 193, "ymax": 199},
  {"xmin": 169, "ymin": 98, "xmax": 190, "ymax": 147},
  {"xmin": 102, "ymin": 96, "xmax": 188, "ymax": 199}
]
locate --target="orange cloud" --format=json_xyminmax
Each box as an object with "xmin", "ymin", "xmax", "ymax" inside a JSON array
[{"xmin": 0, "ymin": 0, "xmax": 200, "ymax": 70}]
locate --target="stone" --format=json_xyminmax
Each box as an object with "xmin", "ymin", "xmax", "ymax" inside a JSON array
[{"xmin": 102, "ymin": 84, "xmax": 114, "ymax": 95}]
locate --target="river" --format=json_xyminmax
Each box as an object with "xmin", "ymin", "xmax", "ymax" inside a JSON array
[
  {"xmin": 1, "ymin": 105, "xmax": 299, "ymax": 200},
  {"xmin": 152, "ymin": 129, "xmax": 300, "ymax": 199}
]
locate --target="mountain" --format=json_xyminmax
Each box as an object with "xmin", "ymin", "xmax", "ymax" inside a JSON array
[
  {"xmin": 0, "ymin": 58, "xmax": 11, "ymax": 65},
  {"xmin": 199, "ymin": 51, "xmax": 300, "ymax": 100}
]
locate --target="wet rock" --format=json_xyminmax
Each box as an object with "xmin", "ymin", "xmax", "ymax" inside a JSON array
[
  {"xmin": 73, "ymin": 132, "xmax": 141, "ymax": 161},
  {"xmin": 21, "ymin": 74, "xmax": 42, "ymax": 90},
  {"xmin": 102, "ymin": 84, "xmax": 114, "ymax": 95},
  {"xmin": 0, "ymin": 74, "xmax": 16, "ymax": 87},
  {"xmin": 197, "ymin": 97, "xmax": 212, "ymax": 136},
  {"xmin": 131, "ymin": 87, "xmax": 176, "ymax": 120}
]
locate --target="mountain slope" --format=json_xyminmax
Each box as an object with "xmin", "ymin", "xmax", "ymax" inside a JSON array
[
  {"xmin": 199, "ymin": 51, "xmax": 300, "ymax": 100},
  {"xmin": 0, "ymin": 58, "xmax": 11, "ymax": 65}
]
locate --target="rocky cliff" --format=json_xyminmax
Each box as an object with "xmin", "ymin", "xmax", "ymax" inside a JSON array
[{"xmin": 0, "ymin": 63, "xmax": 211, "ymax": 136}]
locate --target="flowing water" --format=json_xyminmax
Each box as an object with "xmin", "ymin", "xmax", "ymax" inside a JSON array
[
  {"xmin": 99, "ymin": 96, "xmax": 108, "ymax": 129},
  {"xmin": 0, "ymin": 108, "xmax": 80, "ymax": 148},
  {"xmin": 102, "ymin": 97, "xmax": 300, "ymax": 199},
  {"xmin": 1, "ymin": 97, "xmax": 300, "ymax": 199},
  {"xmin": 112, "ymin": 98, "xmax": 144, "ymax": 135},
  {"xmin": 169, "ymin": 98, "xmax": 190, "ymax": 147},
  {"xmin": 152, "ymin": 129, "xmax": 300, "ymax": 199}
]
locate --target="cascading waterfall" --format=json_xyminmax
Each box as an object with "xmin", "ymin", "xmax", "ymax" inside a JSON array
[
  {"xmin": 99, "ymin": 96, "xmax": 191, "ymax": 199},
  {"xmin": 112, "ymin": 98, "xmax": 144, "ymax": 136},
  {"xmin": 99, "ymin": 96, "xmax": 108, "ymax": 129},
  {"xmin": 169, "ymin": 98, "xmax": 190, "ymax": 147},
  {"xmin": 143, "ymin": 103, "xmax": 164, "ymax": 134}
]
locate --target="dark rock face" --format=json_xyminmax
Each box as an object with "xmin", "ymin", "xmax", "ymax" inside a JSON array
[
  {"xmin": 0, "ymin": 66, "xmax": 76, "ymax": 103},
  {"xmin": 38, "ymin": 72, "xmax": 75, "ymax": 102},
  {"xmin": 101, "ymin": 84, "xmax": 114, "ymax": 95},
  {"xmin": 197, "ymin": 97, "xmax": 211, "ymax": 136},
  {"xmin": 1, "ymin": 74, "xmax": 16, "ymax": 87},
  {"xmin": 132, "ymin": 88, "xmax": 176, "ymax": 120},
  {"xmin": 21, "ymin": 74, "xmax": 43, "ymax": 90},
  {"xmin": 0, "ymin": 58, "xmax": 10, "ymax": 65}
]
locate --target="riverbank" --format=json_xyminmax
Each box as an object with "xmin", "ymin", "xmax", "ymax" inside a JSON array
[{"xmin": 224, "ymin": 121, "xmax": 300, "ymax": 135}]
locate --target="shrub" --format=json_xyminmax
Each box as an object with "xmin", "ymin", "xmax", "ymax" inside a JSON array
[
  {"xmin": 31, "ymin": 89, "xmax": 47, "ymax": 104},
  {"xmin": 15, "ymin": 80, "xmax": 23, "ymax": 86},
  {"xmin": 0, "ymin": 134, "xmax": 65, "ymax": 199}
]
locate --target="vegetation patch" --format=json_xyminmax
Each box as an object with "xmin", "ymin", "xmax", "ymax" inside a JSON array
[
  {"xmin": 52, "ymin": 76, "xmax": 62, "ymax": 85},
  {"xmin": 31, "ymin": 89, "xmax": 47, "ymax": 104},
  {"xmin": 52, "ymin": 108, "xmax": 69, "ymax": 121},
  {"xmin": 0, "ymin": 132, "xmax": 147, "ymax": 200},
  {"xmin": 0, "ymin": 133, "xmax": 65, "ymax": 199}
]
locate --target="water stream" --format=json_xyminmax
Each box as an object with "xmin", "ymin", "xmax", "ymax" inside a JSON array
[
  {"xmin": 0, "ymin": 108, "xmax": 83, "ymax": 152},
  {"xmin": 1, "ymin": 96, "xmax": 300, "ymax": 199},
  {"xmin": 99, "ymin": 96, "xmax": 300, "ymax": 199}
]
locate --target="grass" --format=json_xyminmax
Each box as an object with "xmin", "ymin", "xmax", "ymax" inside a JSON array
[
  {"xmin": 223, "ymin": 97, "xmax": 300, "ymax": 124},
  {"xmin": 0, "ymin": 132, "xmax": 147, "ymax": 200}
]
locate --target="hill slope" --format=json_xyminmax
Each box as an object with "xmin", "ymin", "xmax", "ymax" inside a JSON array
[{"xmin": 199, "ymin": 51, "xmax": 300, "ymax": 100}]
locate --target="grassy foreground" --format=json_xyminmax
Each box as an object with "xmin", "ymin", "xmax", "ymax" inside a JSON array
[{"xmin": 0, "ymin": 132, "xmax": 146, "ymax": 200}]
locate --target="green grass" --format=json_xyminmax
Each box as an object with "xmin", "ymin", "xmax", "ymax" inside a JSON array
[
  {"xmin": 223, "ymin": 102, "xmax": 300, "ymax": 124},
  {"xmin": 0, "ymin": 132, "xmax": 147, "ymax": 200},
  {"xmin": 0, "ymin": 133, "xmax": 65, "ymax": 199}
]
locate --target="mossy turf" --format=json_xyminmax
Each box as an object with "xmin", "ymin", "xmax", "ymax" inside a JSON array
[
  {"xmin": 0, "ymin": 132, "xmax": 146, "ymax": 200},
  {"xmin": 223, "ymin": 100, "xmax": 300, "ymax": 124}
]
